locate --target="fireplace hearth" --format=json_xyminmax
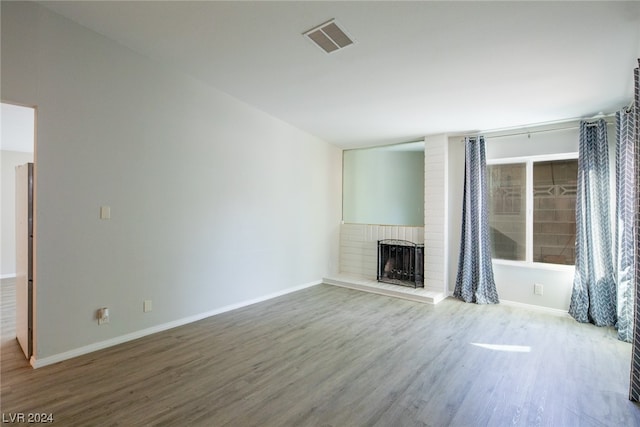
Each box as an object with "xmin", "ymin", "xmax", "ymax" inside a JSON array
[{"xmin": 377, "ymin": 239, "xmax": 424, "ymax": 288}]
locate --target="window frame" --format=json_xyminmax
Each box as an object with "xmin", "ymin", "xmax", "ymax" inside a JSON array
[{"xmin": 487, "ymin": 152, "xmax": 578, "ymax": 271}]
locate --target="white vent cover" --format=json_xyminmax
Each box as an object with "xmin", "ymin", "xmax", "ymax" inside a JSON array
[{"xmin": 304, "ymin": 19, "xmax": 354, "ymax": 53}]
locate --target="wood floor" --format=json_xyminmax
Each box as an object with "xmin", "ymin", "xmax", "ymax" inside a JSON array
[{"xmin": 2, "ymin": 278, "xmax": 639, "ymax": 426}]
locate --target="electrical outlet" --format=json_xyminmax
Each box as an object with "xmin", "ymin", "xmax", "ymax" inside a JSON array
[
  {"xmin": 534, "ymin": 283, "xmax": 544, "ymax": 296},
  {"xmin": 98, "ymin": 307, "xmax": 110, "ymax": 325},
  {"xmin": 143, "ymin": 300, "xmax": 152, "ymax": 313}
]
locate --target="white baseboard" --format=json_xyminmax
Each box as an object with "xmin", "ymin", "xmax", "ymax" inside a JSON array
[
  {"xmin": 499, "ymin": 299, "xmax": 570, "ymax": 318},
  {"xmin": 31, "ymin": 280, "xmax": 322, "ymax": 369},
  {"xmin": 447, "ymin": 290, "xmax": 569, "ymax": 317},
  {"xmin": 1, "ymin": 273, "xmax": 17, "ymax": 280}
]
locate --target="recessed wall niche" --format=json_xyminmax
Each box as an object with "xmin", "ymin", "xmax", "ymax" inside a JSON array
[{"xmin": 342, "ymin": 141, "xmax": 424, "ymax": 226}]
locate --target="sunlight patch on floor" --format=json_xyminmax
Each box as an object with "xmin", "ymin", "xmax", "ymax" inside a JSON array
[{"xmin": 471, "ymin": 343, "xmax": 532, "ymax": 353}]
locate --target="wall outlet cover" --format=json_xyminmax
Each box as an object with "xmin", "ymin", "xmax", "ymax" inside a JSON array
[{"xmin": 98, "ymin": 307, "xmax": 110, "ymax": 324}]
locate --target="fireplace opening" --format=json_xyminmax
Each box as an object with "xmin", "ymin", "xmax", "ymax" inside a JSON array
[{"xmin": 377, "ymin": 239, "xmax": 424, "ymax": 288}]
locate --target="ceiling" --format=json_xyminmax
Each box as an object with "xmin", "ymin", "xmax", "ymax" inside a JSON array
[{"xmin": 40, "ymin": 1, "xmax": 640, "ymax": 149}]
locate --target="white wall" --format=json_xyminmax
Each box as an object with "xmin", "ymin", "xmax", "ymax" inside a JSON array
[
  {"xmin": 446, "ymin": 123, "xmax": 616, "ymax": 311},
  {"xmin": 1, "ymin": 1, "xmax": 342, "ymax": 363},
  {"xmin": 1, "ymin": 151, "xmax": 34, "ymax": 278}
]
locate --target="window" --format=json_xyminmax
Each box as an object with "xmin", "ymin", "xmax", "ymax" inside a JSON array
[
  {"xmin": 488, "ymin": 155, "xmax": 578, "ymax": 266},
  {"xmin": 488, "ymin": 163, "xmax": 526, "ymax": 261}
]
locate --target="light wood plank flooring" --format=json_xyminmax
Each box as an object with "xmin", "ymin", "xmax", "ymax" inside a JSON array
[{"xmin": 2, "ymin": 278, "xmax": 639, "ymax": 426}]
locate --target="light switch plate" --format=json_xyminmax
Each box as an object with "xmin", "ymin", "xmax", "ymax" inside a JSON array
[{"xmin": 100, "ymin": 206, "xmax": 111, "ymax": 220}]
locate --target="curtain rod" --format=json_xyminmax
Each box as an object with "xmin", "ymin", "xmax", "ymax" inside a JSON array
[
  {"xmin": 623, "ymin": 99, "xmax": 636, "ymax": 112},
  {"xmin": 484, "ymin": 125, "xmax": 579, "ymax": 140},
  {"xmin": 479, "ymin": 115, "xmax": 617, "ymax": 140}
]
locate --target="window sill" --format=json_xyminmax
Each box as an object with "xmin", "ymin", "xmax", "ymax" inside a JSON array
[{"xmin": 492, "ymin": 259, "xmax": 575, "ymax": 272}]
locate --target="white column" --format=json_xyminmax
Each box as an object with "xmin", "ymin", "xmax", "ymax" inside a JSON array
[{"xmin": 424, "ymin": 134, "xmax": 448, "ymax": 297}]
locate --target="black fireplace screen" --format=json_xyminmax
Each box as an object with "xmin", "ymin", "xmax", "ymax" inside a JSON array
[{"xmin": 377, "ymin": 239, "xmax": 424, "ymax": 288}]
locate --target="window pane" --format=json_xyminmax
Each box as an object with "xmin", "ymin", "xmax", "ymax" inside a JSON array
[
  {"xmin": 533, "ymin": 159, "xmax": 577, "ymax": 265},
  {"xmin": 488, "ymin": 163, "xmax": 526, "ymax": 261}
]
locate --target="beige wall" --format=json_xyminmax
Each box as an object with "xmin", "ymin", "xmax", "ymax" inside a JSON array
[{"xmin": 2, "ymin": 1, "xmax": 342, "ymax": 365}]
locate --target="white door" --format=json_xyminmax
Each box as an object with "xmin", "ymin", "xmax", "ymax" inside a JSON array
[{"xmin": 15, "ymin": 163, "xmax": 32, "ymax": 359}]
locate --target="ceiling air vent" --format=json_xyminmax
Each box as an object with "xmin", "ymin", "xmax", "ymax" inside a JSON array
[{"xmin": 304, "ymin": 19, "xmax": 354, "ymax": 54}]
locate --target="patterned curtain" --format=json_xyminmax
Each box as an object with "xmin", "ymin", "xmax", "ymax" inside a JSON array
[
  {"xmin": 629, "ymin": 58, "xmax": 640, "ymax": 402},
  {"xmin": 615, "ymin": 107, "xmax": 636, "ymax": 342},
  {"xmin": 569, "ymin": 119, "xmax": 617, "ymax": 326},
  {"xmin": 454, "ymin": 136, "xmax": 499, "ymax": 304}
]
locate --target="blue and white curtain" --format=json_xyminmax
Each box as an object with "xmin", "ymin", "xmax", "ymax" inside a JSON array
[
  {"xmin": 615, "ymin": 106, "xmax": 636, "ymax": 342},
  {"xmin": 569, "ymin": 120, "xmax": 617, "ymax": 326},
  {"xmin": 454, "ymin": 136, "xmax": 499, "ymax": 304},
  {"xmin": 629, "ymin": 58, "xmax": 640, "ymax": 402}
]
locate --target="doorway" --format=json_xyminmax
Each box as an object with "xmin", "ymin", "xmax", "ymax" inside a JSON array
[{"xmin": 1, "ymin": 102, "xmax": 36, "ymax": 360}]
